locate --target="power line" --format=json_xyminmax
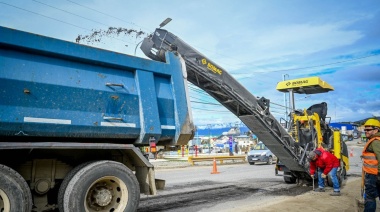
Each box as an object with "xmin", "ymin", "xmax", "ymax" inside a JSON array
[
  {"xmin": 32, "ymin": 0, "xmax": 109, "ymax": 27},
  {"xmin": 165, "ymin": 35, "xmax": 379, "ymax": 78},
  {"xmin": 190, "ymin": 100, "xmax": 220, "ymax": 106},
  {"xmin": 1, "ymin": 2, "xmax": 138, "ymax": 47},
  {"xmin": 228, "ymin": 53, "xmax": 380, "ymax": 82},
  {"xmin": 32, "ymin": 0, "xmax": 146, "ymax": 46},
  {"xmin": 190, "ymin": 96, "xmax": 219, "ymax": 105},
  {"xmin": 191, "ymin": 107, "xmax": 231, "ymax": 113},
  {"xmin": 188, "ymin": 86, "xmax": 210, "ymax": 95},
  {"xmin": 267, "ymin": 53, "xmax": 380, "ymax": 73},
  {"xmin": 189, "ymin": 85, "xmax": 288, "ymax": 110},
  {"xmin": 65, "ymin": 0, "xmax": 150, "ymax": 32},
  {"xmin": 1, "ymin": 2, "xmax": 89, "ymax": 31}
]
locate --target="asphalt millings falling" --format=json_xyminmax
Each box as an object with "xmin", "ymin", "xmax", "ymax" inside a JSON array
[{"xmin": 75, "ymin": 27, "xmax": 146, "ymax": 45}]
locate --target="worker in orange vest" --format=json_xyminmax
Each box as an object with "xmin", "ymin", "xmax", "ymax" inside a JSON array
[{"xmin": 362, "ymin": 118, "xmax": 380, "ymax": 211}]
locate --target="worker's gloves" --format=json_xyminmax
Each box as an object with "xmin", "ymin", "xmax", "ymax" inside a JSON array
[{"xmin": 321, "ymin": 173, "xmax": 327, "ymax": 179}]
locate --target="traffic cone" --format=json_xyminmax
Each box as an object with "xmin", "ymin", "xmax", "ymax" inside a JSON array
[
  {"xmin": 350, "ymin": 148, "xmax": 354, "ymax": 157},
  {"xmin": 211, "ymin": 158, "xmax": 220, "ymax": 174}
]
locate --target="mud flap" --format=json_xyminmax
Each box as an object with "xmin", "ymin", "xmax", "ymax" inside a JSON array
[{"xmin": 135, "ymin": 166, "xmax": 157, "ymax": 195}]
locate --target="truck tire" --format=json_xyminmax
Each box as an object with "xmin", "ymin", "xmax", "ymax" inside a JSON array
[
  {"xmin": 327, "ymin": 174, "xmax": 336, "ymax": 187},
  {"xmin": 267, "ymin": 156, "xmax": 273, "ymax": 165},
  {"xmin": 61, "ymin": 160, "xmax": 140, "ymax": 212},
  {"xmin": 0, "ymin": 164, "xmax": 32, "ymax": 212},
  {"xmin": 283, "ymin": 171, "xmax": 297, "ymax": 184},
  {"xmin": 58, "ymin": 161, "xmax": 93, "ymax": 212},
  {"xmin": 327, "ymin": 167, "xmax": 346, "ymax": 187}
]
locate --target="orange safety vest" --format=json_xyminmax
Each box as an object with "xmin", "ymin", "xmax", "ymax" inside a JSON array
[{"xmin": 362, "ymin": 136, "xmax": 380, "ymax": 175}]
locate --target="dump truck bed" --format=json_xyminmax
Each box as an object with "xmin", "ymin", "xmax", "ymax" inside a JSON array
[{"xmin": 0, "ymin": 26, "xmax": 194, "ymax": 146}]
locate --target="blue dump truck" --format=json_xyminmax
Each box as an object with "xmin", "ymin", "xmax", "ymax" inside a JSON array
[{"xmin": 0, "ymin": 26, "xmax": 194, "ymax": 212}]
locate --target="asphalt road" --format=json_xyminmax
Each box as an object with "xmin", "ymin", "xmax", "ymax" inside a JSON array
[
  {"xmin": 138, "ymin": 162, "xmax": 307, "ymax": 212},
  {"xmin": 138, "ymin": 139, "xmax": 364, "ymax": 212}
]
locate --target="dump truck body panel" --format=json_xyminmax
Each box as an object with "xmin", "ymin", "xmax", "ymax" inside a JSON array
[{"xmin": 0, "ymin": 26, "xmax": 194, "ymax": 145}]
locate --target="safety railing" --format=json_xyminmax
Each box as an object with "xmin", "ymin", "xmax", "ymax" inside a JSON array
[{"xmin": 187, "ymin": 155, "xmax": 246, "ymax": 165}]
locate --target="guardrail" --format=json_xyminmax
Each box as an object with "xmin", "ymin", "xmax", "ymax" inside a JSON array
[{"xmin": 187, "ymin": 155, "xmax": 246, "ymax": 165}]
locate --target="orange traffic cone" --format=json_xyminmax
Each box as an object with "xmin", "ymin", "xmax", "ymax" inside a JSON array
[
  {"xmin": 211, "ymin": 158, "xmax": 220, "ymax": 174},
  {"xmin": 350, "ymin": 148, "xmax": 354, "ymax": 157}
]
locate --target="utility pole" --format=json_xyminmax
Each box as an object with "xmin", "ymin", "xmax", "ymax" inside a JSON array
[
  {"xmin": 282, "ymin": 74, "xmax": 289, "ymax": 121},
  {"xmin": 207, "ymin": 124, "xmax": 211, "ymax": 154}
]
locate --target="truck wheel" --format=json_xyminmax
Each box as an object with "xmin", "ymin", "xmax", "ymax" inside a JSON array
[
  {"xmin": 283, "ymin": 171, "xmax": 296, "ymax": 184},
  {"xmin": 0, "ymin": 164, "xmax": 32, "ymax": 212},
  {"xmin": 61, "ymin": 160, "xmax": 140, "ymax": 212},
  {"xmin": 267, "ymin": 156, "xmax": 273, "ymax": 165},
  {"xmin": 58, "ymin": 161, "xmax": 93, "ymax": 212}
]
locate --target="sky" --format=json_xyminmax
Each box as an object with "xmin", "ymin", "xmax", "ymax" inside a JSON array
[{"xmin": 1, "ymin": 0, "xmax": 379, "ymax": 128}]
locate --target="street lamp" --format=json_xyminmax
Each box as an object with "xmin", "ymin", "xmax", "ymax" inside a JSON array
[
  {"xmin": 282, "ymin": 74, "xmax": 289, "ymax": 121},
  {"xmin": 207, "ymin": 124, "xmax": 212, "ymax": 154},
  {"xmin": 159, "ymin": 18, "xmax": 172, "ymax": 28},
  {"xmin": 134, "ymin": 17, "xmax": 172, "ymax": 56}
]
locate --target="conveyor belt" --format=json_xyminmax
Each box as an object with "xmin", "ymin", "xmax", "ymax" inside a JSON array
[{"xmin": 141, "ymin": 29, "xmax": 306, "ymax": 172}]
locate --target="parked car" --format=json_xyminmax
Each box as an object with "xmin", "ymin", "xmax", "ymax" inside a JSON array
[
  {"xmin": 247, "ymin": 142, "xmax": 275, "ymax": 165},
  {"xmin": 353, "ymin": 130, "xmax": 360, "ymax": 139}
]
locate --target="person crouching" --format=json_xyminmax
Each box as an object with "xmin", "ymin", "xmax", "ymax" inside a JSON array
[{"xmin": 308, "ymin": 148, "xmax": 341, "ymax": 196}]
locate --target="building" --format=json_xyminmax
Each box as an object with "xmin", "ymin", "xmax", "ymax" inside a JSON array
[{"xmin": 328, "ymin": 122, "xmax": 360, "ymax": 139}]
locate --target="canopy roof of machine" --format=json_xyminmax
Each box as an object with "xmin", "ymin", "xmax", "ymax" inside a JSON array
[{"xmin": 276, "ymin": 76, "xmax": 334, "ymax": 94}]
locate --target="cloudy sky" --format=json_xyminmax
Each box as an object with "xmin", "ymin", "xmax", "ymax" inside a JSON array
[{"xmin": 1, "ymin": 0, "xmax": 379, "ymax": 127}]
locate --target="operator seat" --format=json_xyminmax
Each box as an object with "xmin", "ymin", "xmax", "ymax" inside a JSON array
[{"xmin": 306, "ymin": 102, "xmax": 327, "ymax": 122}]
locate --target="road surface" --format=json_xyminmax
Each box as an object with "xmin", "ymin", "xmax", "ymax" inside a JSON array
[{"xmin": 138, "ymin": 139, "xmax": 367, "ymax": 212}]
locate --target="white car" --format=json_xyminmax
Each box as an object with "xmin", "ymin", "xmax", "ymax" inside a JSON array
[{"xmin": 247, "ymin": 142, "xmax": 275, "ymax": 165}]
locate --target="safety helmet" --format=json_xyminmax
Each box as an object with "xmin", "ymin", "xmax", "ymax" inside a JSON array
[{"xmin": 364, "ymin": 118, "xmax": 380, "ymax": 128}]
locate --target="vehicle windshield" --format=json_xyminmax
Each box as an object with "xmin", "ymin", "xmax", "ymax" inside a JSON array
[{"xmin": 253, "ymin": 143, "xmax": 267, "ymax": 150}]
